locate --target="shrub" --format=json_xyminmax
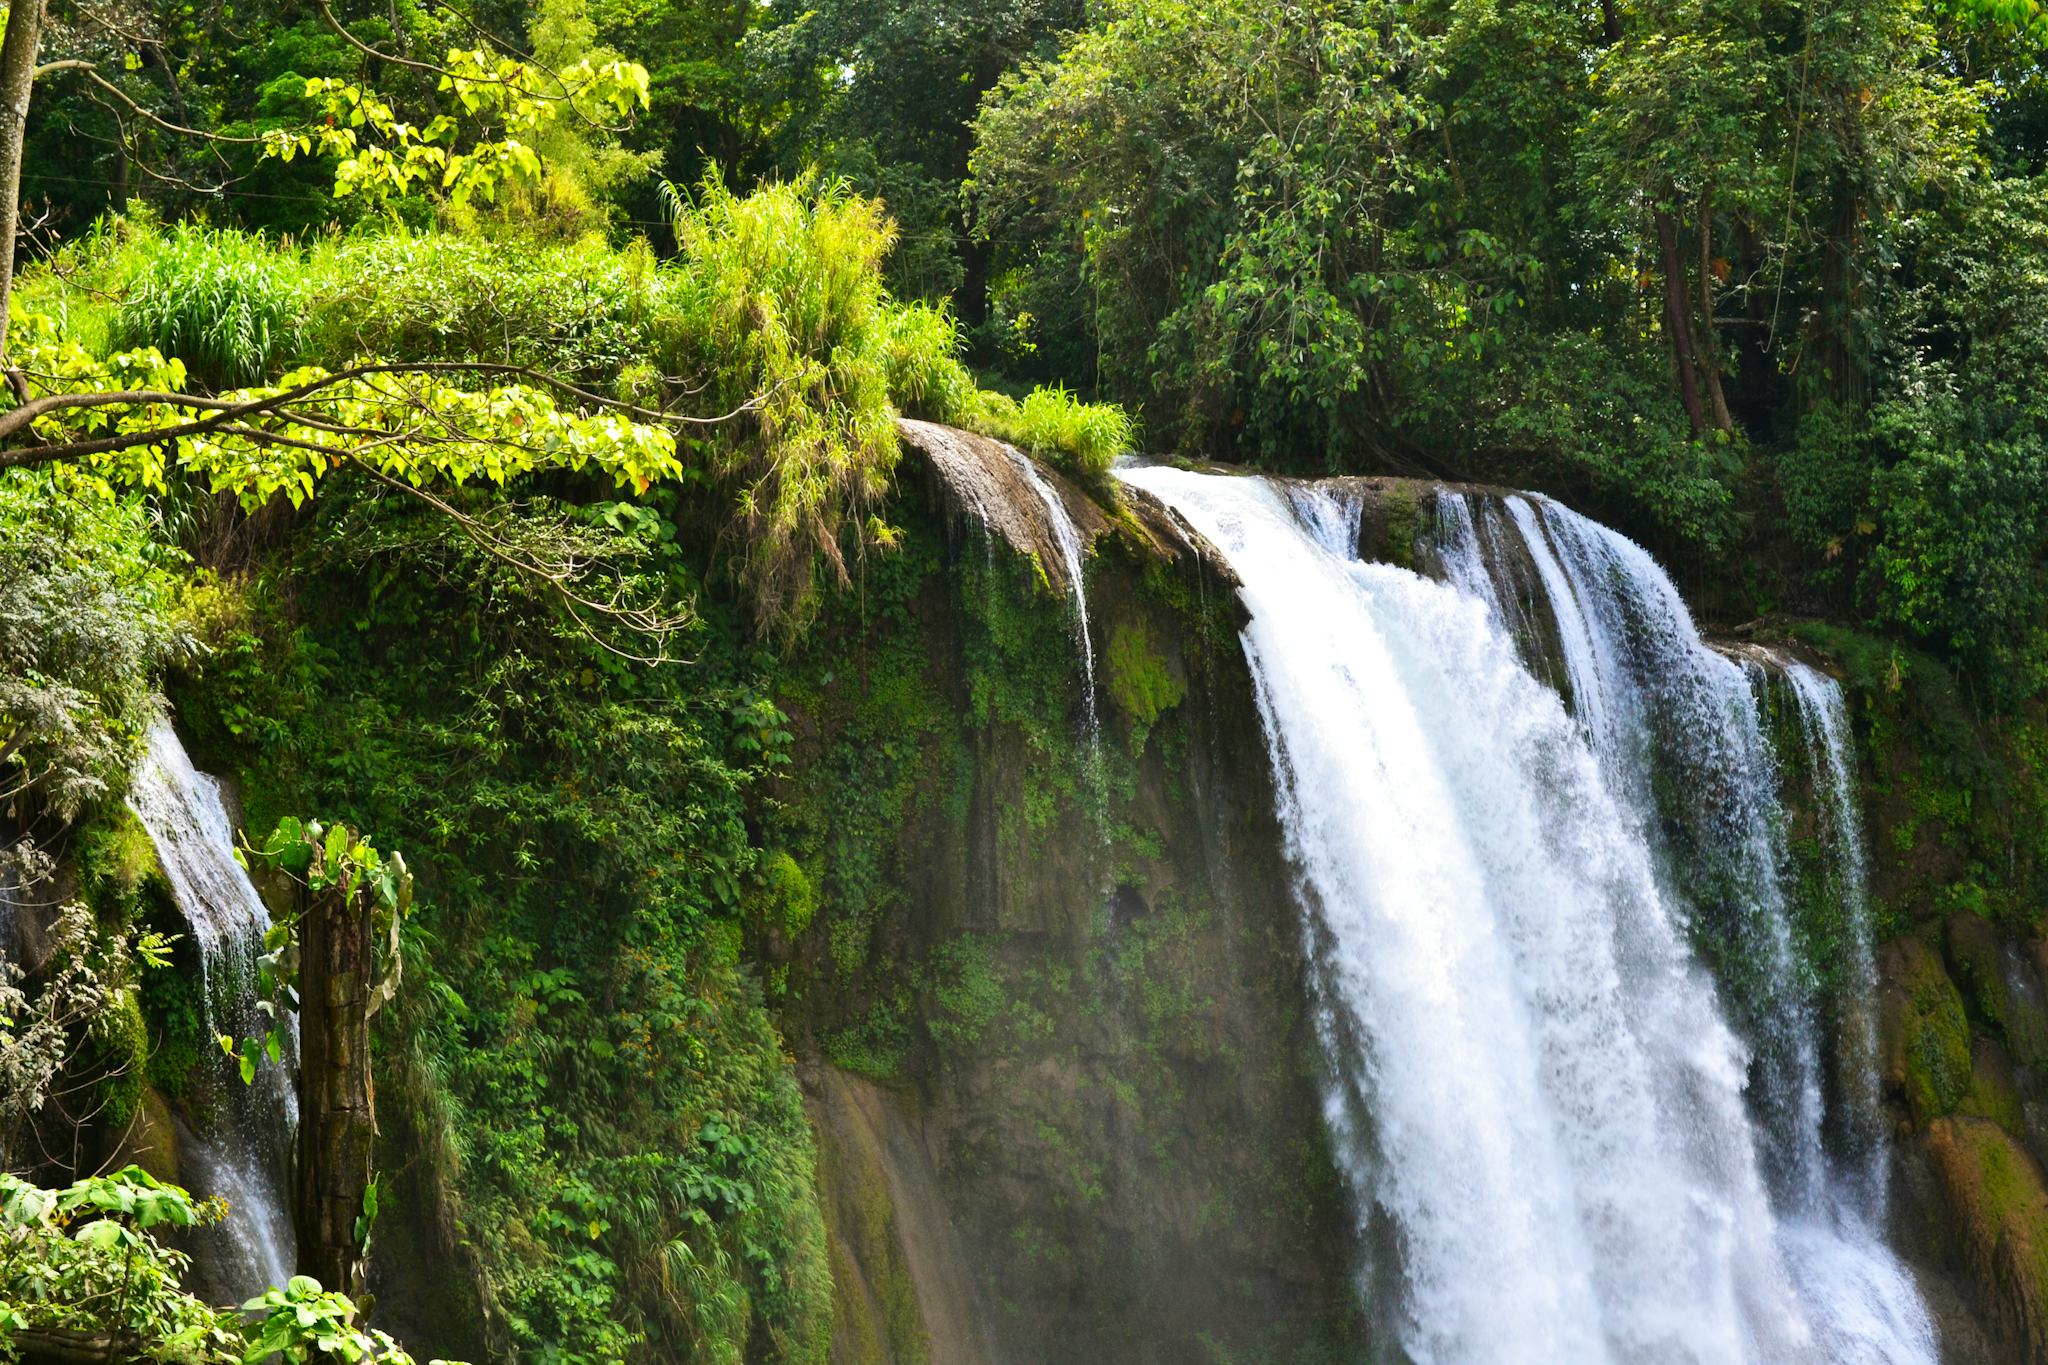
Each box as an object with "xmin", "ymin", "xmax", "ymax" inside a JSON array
[
  {"xmin": 0, "ymin": 470, "xmax": 188, "ymax": 818},
  {"xmin": 298, "ymin": 231, "xmax": 659, "ymax": 389},
  {"xmin": 657, "ymin": 172, "xmax": 906, "ymax": 638}
]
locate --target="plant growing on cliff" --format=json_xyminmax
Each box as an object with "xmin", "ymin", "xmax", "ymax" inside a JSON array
[
  {"xmin": 0, "ymin": 471, "xmax": 188, "ymax": 820},
  {"xmin": 0, "ymin": 900, "xmax": 173, "ymax": 1172}
]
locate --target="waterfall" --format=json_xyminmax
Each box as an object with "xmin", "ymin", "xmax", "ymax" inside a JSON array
[
  {"xmin": 1006, "ymin": 450, "xmax": 1100, "ymax": 742},
  {"xmin": 1119, "ymin": 467, "xmax": 1933, "ymax": 1364},
  {"xmin": 1498, "ymin": 498, "xmax": 1828, "ymax": 1209},
  {"xmin": 128, "ymin": 720, "xmax": 295, "ymax": 1299},
  {"xmin": 1783, "ymin": 661, "xmax": 1889, "ymax": 1217}
]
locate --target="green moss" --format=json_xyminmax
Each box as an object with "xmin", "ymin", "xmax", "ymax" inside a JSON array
[
  {"xmin": 750, "ymin": 851, "xmax": 820, "ymax": 939},
  {"xmin": 89, "ymin": 990, "xmax": 150, "ymax": 1133},
  {"xmin": 1928, "ymin": 1115, "xmax": 2048, "ymax": 1359},
  {"xmin": 76, "ymin": 806, "xmax": 165, "ymax": 911},
  {"xmin": 1106, "ymin": 619, "xmax": 1186, "ymax": 730},
  {"xmin": 1894, "ymin": 940, "xmax": 1973, "ymax": 1125},
  {"xmin": 1382, "ymin": 483, "xmax": 1421, "ymax": 569}
]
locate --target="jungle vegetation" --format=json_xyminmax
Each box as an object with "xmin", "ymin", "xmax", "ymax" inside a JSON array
[{"xmin": 2, "ymin": 0, "xmax": 2048, "ymax": 1358}]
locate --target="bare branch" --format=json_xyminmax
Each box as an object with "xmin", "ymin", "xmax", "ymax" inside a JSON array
[{"xmin": 40, "ymin": 62, "xmax": 267, "ymax": 144}]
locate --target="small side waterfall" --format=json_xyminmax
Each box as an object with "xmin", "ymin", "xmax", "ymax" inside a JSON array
[
  {"xmin": 1784, "ymin": 661, "xmax": 1889, "ymax": 1217},
  {"xmin": 1006, "ymin": 450, "xmax": 1100, "ymax": 741},
  {"xmin": 128, "ymin": 721, "xmax": 295, "ymax": 1298},
  {"xmin": 1121, "ymin": 467, "xmax": 1933, "ymax": 1364}
]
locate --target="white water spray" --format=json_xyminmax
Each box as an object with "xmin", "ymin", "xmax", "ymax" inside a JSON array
[
  {"xmin": 1784, "ymin": 661, "xmax": 1889, "ymax": 1217},
  {"xmin": 1120, "ymin": 467, "xmax": 1934, "ymax": 1365}
]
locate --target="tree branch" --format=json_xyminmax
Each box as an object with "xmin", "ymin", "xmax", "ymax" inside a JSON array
[{"xmin": 344, "ymin": 457, "xmax": 695, "ymax": 664}]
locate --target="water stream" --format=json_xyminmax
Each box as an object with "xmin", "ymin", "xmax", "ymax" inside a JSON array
[
  {"xmin": 1119, "ymin": 467, "xmax": 1934, "ymax": 1364},
  {"xmin": 128, "ymin": 720, "xmax": 295, "ymax": 1300}
]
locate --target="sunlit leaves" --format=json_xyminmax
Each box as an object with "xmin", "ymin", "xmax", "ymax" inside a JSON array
[
  {"xmin": 242, "ymin": 1273, "xmax": 455, "ymax": 1363},
  {"xmin": 0, "ymin": 1167, "xmax": 239, "ymax": 1357},
  {"xmin": 273, "ymin": 51, "xmax": 650, "ymax": 208},
  {"xmin": 7, "ymin": 318, "xmax": 681, "ymax": 512}
]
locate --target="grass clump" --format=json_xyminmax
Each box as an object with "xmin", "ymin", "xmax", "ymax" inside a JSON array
[
  {"xmin": 1106, "ymin": 619, "xmax": 1185, "ymax": 730},
  {"xmin": 107, "ymin": 223, "xmax": 307, "ymax": 389},
  {"xmin": 970, "ymin": 383, "xmax": 1138, "ymax": 481},
  {"xmin": 659, "ymin": 172, "xmax": 904, "ymax": 638}
]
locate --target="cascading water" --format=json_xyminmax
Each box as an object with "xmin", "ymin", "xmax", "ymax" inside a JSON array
[
  {"xmin": 1119, "ymin": 466, "xmax": 1934, "ymax": 1364},
  {"xmin": 1006, "ymin": 449, "xmax": 1100, "ymax": 743},
  {"xmin": 1479, "ymin": 497, "xmax": 1829, "ymax": 1207},
  {"xmin": 1783, "ymin": 661, "xmax": 1889, "ymax": 1217},
  {"xmin": 127, "ymin": 720, "xmax": 295, "ymax": 1299}
]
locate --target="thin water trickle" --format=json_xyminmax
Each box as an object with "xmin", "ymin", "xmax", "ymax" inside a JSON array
[
  {"xmin": 1118, "ymin": 466, "xmax": 1934, "ymax": 1365},
  {"xmin": 1006, "ymin": 449, "xmax": 1100, "ymax": 745},
  {"xmin": 128, "ymin": 721, "xmax": 296, "ymax": 1299}
]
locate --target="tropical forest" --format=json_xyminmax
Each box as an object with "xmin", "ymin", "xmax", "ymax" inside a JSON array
[{"xmin": 5, "ymin": 0, "xmax": 2048, "ymax": 1360}]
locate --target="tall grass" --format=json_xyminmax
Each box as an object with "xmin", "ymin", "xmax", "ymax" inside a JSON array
[
  {"xmin": 107, "ymin": 224, "xmax": 307, "ymax": 390},
  {"xmin": 45, "ymin": 193, "xmax": 1138, "ymax": 633},
  {"xmin": 656, "ymin": 172, "xmax": 907, "ymax": 639},
  {"xmin": 970, "ymin": 383, "xmax": 1138, "ymax": 480}
]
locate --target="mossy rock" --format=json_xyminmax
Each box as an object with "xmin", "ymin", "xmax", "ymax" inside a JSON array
[
  {"xmin": 103, "ymin": 1086, "xmax": 180, "ymax": 1182},
  {"xmin": 1947, "ymin": 913, "xmax": 2048, "ymax": 1074},
  {"xmin": 1106, "ymin": 619, "xmax": 1187, "ymax": 729},
  {"xmin": 1881, "ymin": 938, "xmax": 1974, "ymax": 1127},
  {"xmin": 1927, "ymin": 1115, "xmax": 2048, "ymax": 1361},
  {"xmin": 1962, "ymin": 1038, "xmax": 2030, "ymax": 1141},
  {"xmin": 804, "ymin": 1069, "xmax": 940, "ymax": 1365}
]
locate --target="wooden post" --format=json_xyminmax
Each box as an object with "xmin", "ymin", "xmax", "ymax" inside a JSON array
[{"xmin": 294, "ymin": 877, "xmax": 377, "ymax": 1298}]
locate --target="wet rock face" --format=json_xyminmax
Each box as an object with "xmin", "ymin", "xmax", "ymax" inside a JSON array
[
  {"xmin": 804, "ymin": 1066, "xmax": 993, "ymax": 1365},
  {"xmin": 1927, "ymin": 1116, "xmax": 2048, "ymax": 1363},
  {"xmin": 781, "ymin": 433, "xmax": 1358, "ymax": 1364},
  {"xmin": 1881, "ymin": 926, "xmax": 2048, "ymax": 1362},
  {"xmin": 1885, "ymin": 938, "xmax": 1976, "ymax": 1129},
  {"xmin": 899, "ymin": 420, "xmax": 1111, "ymax": 595}
]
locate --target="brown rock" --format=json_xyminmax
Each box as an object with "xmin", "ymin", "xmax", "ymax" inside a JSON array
[{"xmin": 1928, "ymin": 1114, "xmax": 2048, "ymax": 1362}]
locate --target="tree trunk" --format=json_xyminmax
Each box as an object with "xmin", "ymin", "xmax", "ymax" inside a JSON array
[
  {"xmin": 295, "ymin": 878, "xmax": 377, "ymax": 1299},
  {"xmin": 1817, "ymin": 178, "xmax": 1866, "ymax": 410},
  {"xmin": 1654, "ymin": 208, "xmax": 1708, "ymax": 437},
  {"xmin": 0, "ymin": 0, "xmax": 45, "ymax": 363},
  {"xmin": 1696, "ymin": 188, "xmax": 1734, "ymax": 433}
]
